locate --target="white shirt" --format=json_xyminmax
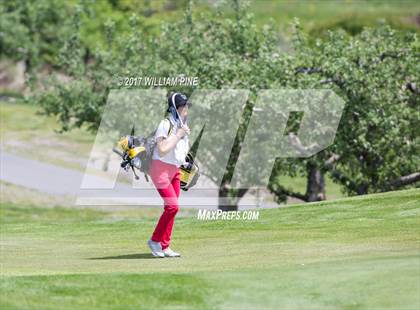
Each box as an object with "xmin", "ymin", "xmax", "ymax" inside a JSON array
[{"xmin": 152, "ymin": 115, "xmax": 189, "ymax": 167}]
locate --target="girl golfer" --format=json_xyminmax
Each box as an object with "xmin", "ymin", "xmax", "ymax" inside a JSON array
[{"xmin": 147, "ymin": 92, "xmax": 191, "ymax": 258}]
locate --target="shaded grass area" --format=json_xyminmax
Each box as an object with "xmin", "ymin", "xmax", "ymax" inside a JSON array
[
  {"xmin": 1, "ymin": 189, "xmax": 419, "ymax": 308},
  {"xmin": 1, "ymin": 273, "xmax": 217, "ymax": 310}
]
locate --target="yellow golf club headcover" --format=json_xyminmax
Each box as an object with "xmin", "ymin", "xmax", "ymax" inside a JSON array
[{"xmin": 118, "ymin": 136, "xmax": 130, "ymax": 151}]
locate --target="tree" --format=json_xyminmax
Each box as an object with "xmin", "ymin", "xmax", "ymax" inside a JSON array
[
  {"xmin": 31, "ymin": 1, "xmax": 419, "ymax": 210},
  {"xmin": 34, "ymin": 0, "xmax": 288, "ymax": 210},
  {"xmin": 0, "ymin": 0, "xmax": 73, "ymax": 72},
  {"xmin": 269, "ymin": 23, "xmax": 419, "ymax": 202}
]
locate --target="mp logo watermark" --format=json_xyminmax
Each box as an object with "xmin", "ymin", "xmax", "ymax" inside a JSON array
[{"xmin": 75, "ymin": 89, "xmax": 345, "ymax": 208}]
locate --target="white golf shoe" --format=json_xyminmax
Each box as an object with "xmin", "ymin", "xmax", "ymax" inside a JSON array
[
  {"xmin": 163, "ymin": 247, "xmax": 181, "ymax": 257},
  {"xmin": 147, "ymin": 239, "xmax": 164, "ymax": 258}
]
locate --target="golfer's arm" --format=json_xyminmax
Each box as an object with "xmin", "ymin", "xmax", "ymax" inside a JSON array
[{"xmin": 156, "ymin": 135, "xmax": 181, "ymax": 156}]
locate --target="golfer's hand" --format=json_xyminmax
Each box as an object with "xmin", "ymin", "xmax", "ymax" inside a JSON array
[{"xmin": 177, "ymin": 125, "xmax": 190, "ymax": 138}]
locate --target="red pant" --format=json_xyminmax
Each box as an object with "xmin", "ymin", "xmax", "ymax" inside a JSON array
[{"xmin": 149, "ymin": 159, "xmax": 180, "ymax": 250}]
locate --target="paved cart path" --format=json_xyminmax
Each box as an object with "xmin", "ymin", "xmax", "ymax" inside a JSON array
[{"xmin": 1, "ymin": 149, "xmax": 275, "ymax": 210}]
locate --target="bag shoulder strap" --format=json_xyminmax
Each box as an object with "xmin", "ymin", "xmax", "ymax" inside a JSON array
[
  {"xmin": 150, "ymin": 118, "xmax": 174, "ymax": 138},
  {"xmin": 165, "ymin": 117, "xmax": 174, "ymax": 136}
]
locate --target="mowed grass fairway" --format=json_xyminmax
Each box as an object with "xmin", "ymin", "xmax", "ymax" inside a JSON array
[{"xmin": 1, "ymin": 189, "xmax": 419, "ymax": 309}]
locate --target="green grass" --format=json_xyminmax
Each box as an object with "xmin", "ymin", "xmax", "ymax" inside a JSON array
[
  {"xmin": 70, "ymin": 0, "xmax": 420, "ymax": 51},
  {"xmin": 1, "ymin": 189, "xmax": 419, "ymax": 309},
  {"xmin": 246, "ymin": 0, "xmax": 420, "ymax": 34}
]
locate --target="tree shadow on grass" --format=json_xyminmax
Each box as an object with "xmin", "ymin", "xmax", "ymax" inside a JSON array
[{"xmin": 88, "ymin": 253, "xmax": 157, "ymax": 260}]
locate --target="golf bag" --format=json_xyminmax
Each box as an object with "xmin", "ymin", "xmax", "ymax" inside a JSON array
[{"xmin": 113, "ymin": 118, "xmax": 173, "ymax": 181}]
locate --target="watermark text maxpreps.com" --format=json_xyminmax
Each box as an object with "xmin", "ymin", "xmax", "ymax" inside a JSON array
[{"xmin": 197, "ymin": 210, "xmax": 260, "ymax": 221}]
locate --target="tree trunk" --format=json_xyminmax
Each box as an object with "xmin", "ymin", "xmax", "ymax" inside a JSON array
[
  {"xmin": 218, "ymin": 185, "xmax": 239, "ymax": 211},
  {"xmin": 389, "ymin": 172, "xmax": 420, "ymax": 188},
  {"xmin": 306, "ymin": 163, "xmax": 326, "ymax": 202},
  {"xmin": 356, "ymin": 183, "xmax": 369, "ymax": 195}
]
